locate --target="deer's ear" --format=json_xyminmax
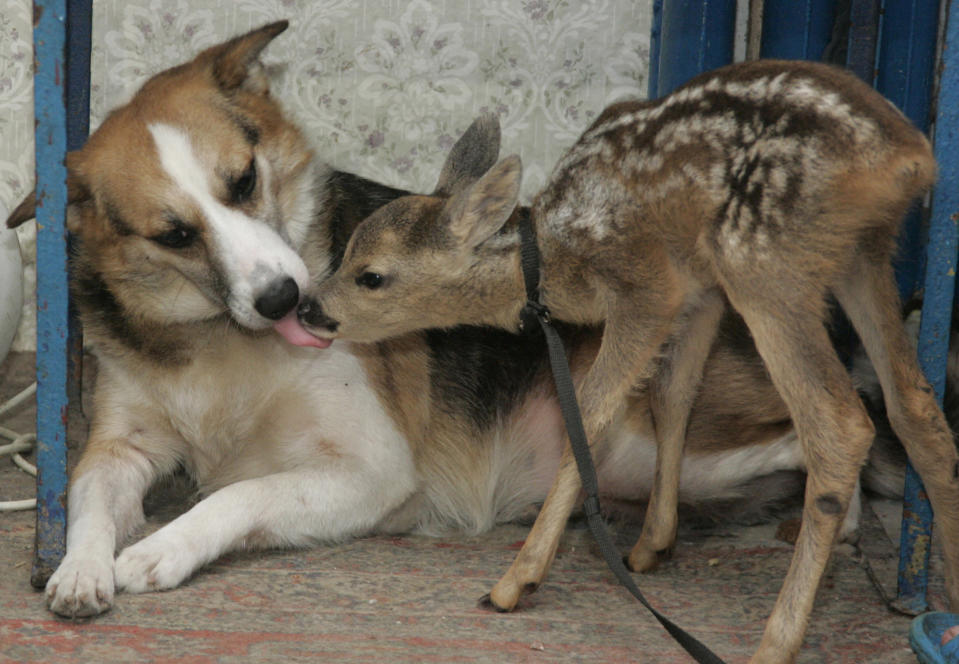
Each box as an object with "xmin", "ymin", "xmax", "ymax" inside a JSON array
[
  {"xmin": 433, "ymin": 114, "xmax": 502, "ymax": 197},
  {"xmin": 443, "ymin": 155, "xmax": 521, "ymax": 248},
  {"xmin": 6, "ymin": 151, "xmax": 91, "ymax": 229}
]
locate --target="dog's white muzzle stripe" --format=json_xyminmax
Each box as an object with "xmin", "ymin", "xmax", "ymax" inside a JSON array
[{"xmin": 148, "ymin": 123, "xmax": 309, "ymax": 327}]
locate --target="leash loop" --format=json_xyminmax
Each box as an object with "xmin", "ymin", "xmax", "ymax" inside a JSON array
[
  {"xmin": 516, "ymin": 209, "xmax": 726, "ymax": 664},
  {"xmin": 520, "ymin": 299, "xmax": 551, "ymax": 332},
  {"xmin": 582, "ymin": 494, "xmax": 602, "ymax": 518}
]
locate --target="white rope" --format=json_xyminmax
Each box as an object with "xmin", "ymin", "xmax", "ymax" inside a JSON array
[
  {"xmin": 0, "ymin": 382, "xmax": 36, "ymax": 419},
  {"xmin": 0, "ymin": 382, "xmax": 37, "ymax": 512}
]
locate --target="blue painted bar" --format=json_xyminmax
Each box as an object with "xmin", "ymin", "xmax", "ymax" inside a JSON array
[
  {"xmin": 653, "ymin": 0, "xmax": 737, "ymax": 97},
  {"xmin": 31, "ymin": 0, "xmax": 70, "ymax": 589},
  {"xmin": 759, "ymin": 0, "xmax": 835, "ymax": 60},
  {"xmin": 66, "ymin": 0, "xmax": 92, "ymax": 150},
  {"xmin": 876, "ymin": 0, "xmax": 940, "ymax": 302},
  {"xmin": 648, "ymin": 0, "xmax": 664, "ymax": 100},
  {"xmin": 896, "ymin": 469, "xmax": 935, "ymax": 615},
  {"xmin": 876, "ymin": 0, "xmax": 938, "ymax": 146},
  {"xmin": 846, "ymin": 0, "xmax": 882, "ymax": 84},
  {"xmin": 64, "ymin": 0, "xmax": 92, "ymax": 415},
  {"xmin": 897, "ymin": 0, "xmax": 959, "ymax": 615}
]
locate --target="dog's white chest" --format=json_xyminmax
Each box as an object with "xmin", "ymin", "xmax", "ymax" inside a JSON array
[{"xmin": 128, "ymin": 336, "xmax": 408, "ymax": 490}]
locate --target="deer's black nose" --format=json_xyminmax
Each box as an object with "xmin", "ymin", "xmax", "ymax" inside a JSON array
[
  {"xmin": 254, "ymin": 277, "xmax": 299, "ymax": 320},
  {"xmin": 297, "ymin": 299, "xmax": 339, "ymax": 333}
]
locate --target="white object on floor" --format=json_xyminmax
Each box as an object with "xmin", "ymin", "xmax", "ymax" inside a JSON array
[
  {"xmin": 0, "ymin": 201, "xmax": 23, "ymax": 366},
  {"xmin": 0, "ymin": 200, "xmax": 35, "ymax": 511}
]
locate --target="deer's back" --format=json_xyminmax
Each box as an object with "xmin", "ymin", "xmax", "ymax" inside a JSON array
[{"xmin": 534, "ymin": 60, "xmax": 935, "ymax": 268}]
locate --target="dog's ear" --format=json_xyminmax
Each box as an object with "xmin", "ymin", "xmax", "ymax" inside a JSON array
[
  {"xmin": 6, "ymin": 151, "xmax": 91, "ymax": 229},
  {"xmin": 6, "ymin": 191, "xmax": 37, "ymax": 229},
  {"xmin": 206, "ymin": 20, "xmax": 289, "ymax": 94},
  {"xmin": 433, "ymin": 114, "xmax": 502, "ymax": 197},
  {"xmin": 443, "ymin": 155, "xmax": 521, "ymax": 248}
]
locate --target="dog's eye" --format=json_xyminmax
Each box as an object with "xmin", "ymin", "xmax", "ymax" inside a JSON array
[
  {"xmin": 152, "ymin": 224, "xmax": 197, "ymax": 249},
  {"xmin": 230, "ymin": 160, "xmax": 257, "ymax": 204},
  {"xmin": 356, "ymin": 272, "xmax": 385, "ymax": 289}
]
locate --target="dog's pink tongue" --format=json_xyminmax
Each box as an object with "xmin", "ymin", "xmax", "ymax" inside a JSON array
[{"xmin": 274, "ymin": 312, "xmax": 332, "ymax": 349}]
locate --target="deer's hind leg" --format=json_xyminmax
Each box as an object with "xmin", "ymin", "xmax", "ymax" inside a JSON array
[
  {"xmin": 486, "ymin": 264, "xmax": 685, "ymax": 611},
  {"xmin": 835, "ymin": 250, "xmax": 959, "ymax": 610},
  {"xmin": 716, "ymin": 267, "xmax": 876, "ymax": 663},
  {"xmin": 628, "ymin": 289, "xmax": 725, "ymax": 573}
]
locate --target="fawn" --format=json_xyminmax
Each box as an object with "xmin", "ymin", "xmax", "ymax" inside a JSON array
[{"xmin": 295, "ymin": 60, "xmax": 959, "ymax": 662}]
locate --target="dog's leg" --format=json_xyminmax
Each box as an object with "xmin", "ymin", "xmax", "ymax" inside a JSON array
[
  {"xmin": 114, "ymin": 457, "xmax": 417, "ymax": 594},
  {"xmin": 835, "ymin": 254, "xmax": 959, "ymax": 610},
  {"xmin": 45, "ymin": 434, "xmax": 174, "ymax": 617},
  {"xmin": 628, "ymin": 290, "xmax": 725, "ymax": 572},
  {"xmin": 721, "ymin": 283, "xmax": 876, "ymax": 664},
  {"xmin": 487, "ymin": 281, "xmax": 682, "ymax": 611}
]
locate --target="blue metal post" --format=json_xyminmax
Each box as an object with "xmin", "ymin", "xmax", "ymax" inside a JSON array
[
  {"xmin": 759, "ymin": 0, "xmax": 835, "ymax": 60},
  {"xmin": 64, "ymin": 0, "xmax": 91, "ymax": 418},
  {"xmin": 896, "ymin": 0, "xmax": 959, "ymax": 615},
  {"xmin": 846, "ymin": 0, "xmax": 882, "ymax": 84},
  {"xmin": 648, "ymin": 0, "xmax": 664, "ymax": 100},
  {"xmin": 653, "ymin": 0, "xmax": 737, "ymax": 97},
  {"xmin": 31, "ymin": 0, "xmax": 71, "ymax": 588},
  {"xmin": 876, "ymin": 0, "xmax": 940, "ymax": 304},
  {"xmin": 66, "ymin": 0, "xmax": 92, "ymax": 149}
]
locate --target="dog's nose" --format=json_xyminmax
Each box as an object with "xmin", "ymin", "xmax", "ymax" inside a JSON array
[
  {"xmin": 297, "ymin": 299, "xmax": 339, "ymax": 333},
  {"xmin": 254, "ymin": 277, "xmax": 299, "ymax": 320}
]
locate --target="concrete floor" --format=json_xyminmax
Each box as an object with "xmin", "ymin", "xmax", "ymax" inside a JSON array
[{"xmin": 0, "ymin": 350, "xmax": 945, "ymax": 663}]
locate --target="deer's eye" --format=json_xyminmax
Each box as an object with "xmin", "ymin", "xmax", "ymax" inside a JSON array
[{"xmin": 356, "ymin": 272, "xmax": 385, "ymax": 289}]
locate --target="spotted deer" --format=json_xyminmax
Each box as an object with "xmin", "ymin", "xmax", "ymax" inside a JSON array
[{"xmin": 291, "ymin": 60, "xmax": 959, "ymax": 662}]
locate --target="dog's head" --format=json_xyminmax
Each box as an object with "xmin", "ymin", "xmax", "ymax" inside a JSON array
[
  {"xmin": 7, "ymin": 21, "xmax": 316, "ymax": 333},
  {"xmin": 287, "ymin": 114, "xmax": 525, "ymax": 345}
]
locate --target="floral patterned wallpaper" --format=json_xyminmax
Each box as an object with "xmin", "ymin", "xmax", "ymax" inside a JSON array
[{"xmin": 0, "ymin": 0, "xmax": 652, "ymax": 350}]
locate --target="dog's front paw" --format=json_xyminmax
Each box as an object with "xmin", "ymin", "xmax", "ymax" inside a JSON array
[
  {"xmin": 45, "ymin": 551, "xmax": 115, "ymax": 617},
  {"xmin": 115, "ymin": 531, "xmax": 199, "ymax": 593}
]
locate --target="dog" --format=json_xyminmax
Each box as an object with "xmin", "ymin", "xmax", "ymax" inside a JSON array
[
  {"xmin": 291, "ymin": 60, "xmax": 959, "ymax": 662},
  {"xmin": 3, "ymin": 22, "xmax": 929, "ymax": 648}
]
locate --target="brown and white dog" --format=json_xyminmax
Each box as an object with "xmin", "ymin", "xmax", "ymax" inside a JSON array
[
  {"xmin": 2, "ymin": 22, "xmax": 930, "ymax": 653},
  {"xmin": 292, "ymin": 61, "xmax": 959, "ymax": 662}
]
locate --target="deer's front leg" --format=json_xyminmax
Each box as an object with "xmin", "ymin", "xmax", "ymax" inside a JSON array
[
  {"xmin": 485, "ymin": 450, "xmax": 583, "ymax": 610},
  {"xmin": 486, "ymin": 281, "xmax": 682, "ymax": 610}
]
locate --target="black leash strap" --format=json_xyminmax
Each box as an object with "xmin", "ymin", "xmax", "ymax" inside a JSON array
[{"xmin": 517, "ymin": 210, "xmax": 726, "ymax": 664}]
